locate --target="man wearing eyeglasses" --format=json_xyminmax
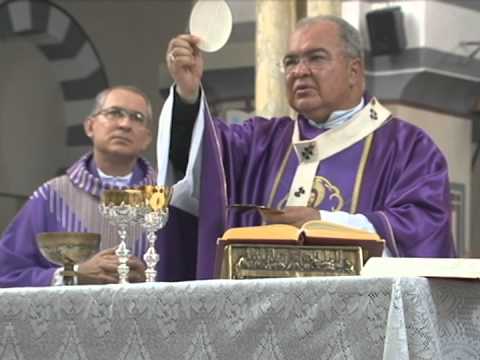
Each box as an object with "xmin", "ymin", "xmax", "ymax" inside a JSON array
[
  {"xmin": 0, "ymin": 86, "xmax": 196, "ymax": 286},
  {"xmin": 158, "ymin": 15, "xmax": 455, "ymax": 280}
]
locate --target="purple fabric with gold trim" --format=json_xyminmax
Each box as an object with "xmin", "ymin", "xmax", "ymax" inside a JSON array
[
  {"xmin": 197, "ymin": 99, "xmax": 455, "ymax": 279},
  {"xmin": 0, "ymin": 153, "xmax": 197, "ymax": 287}
]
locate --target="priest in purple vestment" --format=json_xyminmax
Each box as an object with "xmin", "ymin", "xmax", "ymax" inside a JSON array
[
  {"xmin": 158, "ymin": 15, "xmax": 456, "ymax": 279},
  {"xmin": 0, "ymin": 86, "xmax": 197, "ymax": 287}
]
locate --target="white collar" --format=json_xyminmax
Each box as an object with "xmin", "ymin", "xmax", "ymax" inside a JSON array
[
  {"xmin": 97, "ymin": 168, "xmax": 133, "ymax": 187},
  {"xmin": 307, "ymin": 98, "xmax": 364, "ymax": 129}
]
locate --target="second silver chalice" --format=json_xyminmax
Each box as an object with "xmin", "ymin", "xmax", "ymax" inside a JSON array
[
  {"xmin": 99, "ymin": 189, "xmax": 144, "ymax": 284},
  {"xmin": 139, "ymin": 185, "xmax": 173, "ymax": 282}
]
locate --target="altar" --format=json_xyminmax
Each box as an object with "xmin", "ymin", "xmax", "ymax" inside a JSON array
[{"xmin": 0, "ymin": 276, "xmax": 479, "ymax": 359}]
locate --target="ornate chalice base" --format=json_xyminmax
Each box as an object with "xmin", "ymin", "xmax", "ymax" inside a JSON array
[
  {"xmin": 139, "ymin": 186, "xmax": 173, "ymax": 282},
  {"xmin": 99, "ymin": 189, "xmax": 144, "ymax": 284},
  {"xmin": 37, "ymin": 232, "xmax": 100, "ymax": 285}
]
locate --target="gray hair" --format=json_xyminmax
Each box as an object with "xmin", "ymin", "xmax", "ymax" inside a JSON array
[
  {"xmin": 295, "ymin": 15, "xmax": 363, "ymax": 61},
  {"xmin": 88, "ymin": 85, "xmax": 153, "ymax": 127}
]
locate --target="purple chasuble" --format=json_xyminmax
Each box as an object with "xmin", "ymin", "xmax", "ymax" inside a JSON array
[
  {"xmin": 197, "ymin": 99, "xmax": 455, "ymax": 279},
  {"xmin": 0, "ymin": 153, "xmax": 197, "ymax": 287}
]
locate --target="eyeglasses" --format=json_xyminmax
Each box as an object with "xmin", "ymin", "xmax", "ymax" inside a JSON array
[
  {"xmin": 94, "ymin": 106, "xmax": 147, "ymax": 125},
  {"xmin": 279, "ymin": 50, "xmax": 332, "ymax": 75}
]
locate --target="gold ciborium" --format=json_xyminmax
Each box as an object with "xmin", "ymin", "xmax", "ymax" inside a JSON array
[
  {"xmin": 99, "ymin": 189, "xmax": 144, "ymax": 284},
  {"xmin": 37, "ymin": 232, "xmax": 100, "ymax": 285},
  {"xmin": 138, "ymin": 185, "xmax": 173, "ymax": 282}
]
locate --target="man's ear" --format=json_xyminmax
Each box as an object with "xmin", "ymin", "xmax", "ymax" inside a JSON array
[
  {"xmin": 84, "ymin": 117, "xmax": 94, "ymax": 138},
  {"xmin": 141, "ymin": 129, "xmax": 153, "ymax": 151},
  {"xmin": 349, "ymin": 58, "xmax": 363, "ymax": 87}
]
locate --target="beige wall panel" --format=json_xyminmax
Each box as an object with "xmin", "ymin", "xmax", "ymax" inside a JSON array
[
  {"xmin": 256, "ymin": 0, "xmax": 296, "ymax": 118},
  {"xmin": 307, "ymin": 0, "xmax": 342, "ymax": 16}
]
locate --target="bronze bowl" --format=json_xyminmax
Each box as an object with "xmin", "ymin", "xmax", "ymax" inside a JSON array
[{"xmin": 36, "ymin": 232, "xmax": 100, "ymax": 266}]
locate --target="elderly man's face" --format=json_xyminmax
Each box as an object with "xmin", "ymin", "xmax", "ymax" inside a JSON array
[
  {"xmin": 285, "ymin": 21, "xmax": 362, "ymax": 122},
  {"xmin": 84, "ymin": 89, "xmax": 152, "ymax": 159}
]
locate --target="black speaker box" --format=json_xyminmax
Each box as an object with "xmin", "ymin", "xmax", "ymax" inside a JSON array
[
  {"xmin": 366, "ymin": 7, "xmax": 406, "ymax": 56},
  {"xmin": 472, "ymin": 112, "xmax": 480, "ymax": 143}
]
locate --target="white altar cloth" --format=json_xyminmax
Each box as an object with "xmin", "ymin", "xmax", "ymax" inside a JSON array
[{"xmin": 1, "ymin": 276, "xmax": 479, "ymax": 359}]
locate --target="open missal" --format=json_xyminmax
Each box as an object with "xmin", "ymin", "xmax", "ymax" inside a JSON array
[
  {"xmin": 215, "ymin": 220, "xmax": 385, "ymax": 278},
  {"xmin": 219, "ymin": 220, "xmax": 385, "ymax": 258}
]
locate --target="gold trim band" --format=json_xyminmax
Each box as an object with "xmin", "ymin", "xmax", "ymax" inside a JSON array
[{"xmin": 350, "ymin": 133, "xmax": 374, "ymax": 213}]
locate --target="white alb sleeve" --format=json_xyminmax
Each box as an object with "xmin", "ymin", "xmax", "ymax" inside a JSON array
[
  {"xmin": 156, "ymin": 85, "xmax": 206, "ymax": 216},
  {"xmin": 50, "ymin": 264, "xmax": 79, "ymax": 286},
  {"xmin": 51, "ymin": 267, "xmax": 64, "ymax": 286},
  {"xmin": 319, "ymin": 210, "xmax": 392, "ymax": 256}
]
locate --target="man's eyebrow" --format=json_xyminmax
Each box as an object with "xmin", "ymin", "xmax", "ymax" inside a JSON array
[{"xmin": 284, "ymin": 47, "xmax": 329, "ymax": 58}]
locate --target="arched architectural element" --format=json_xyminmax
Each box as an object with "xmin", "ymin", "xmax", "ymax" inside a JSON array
[{"xmin": 0, "ymin": 0, "xmax": 108, "ymax": 145}]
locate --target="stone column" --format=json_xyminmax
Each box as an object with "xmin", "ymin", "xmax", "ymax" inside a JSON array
[
  {"xmin": 307, "ymin": 0, "xmax": 341, "ymax": 17},
  {"xmin": 255, "ymin": 0, "xmax": 297, "ymax": 118}
]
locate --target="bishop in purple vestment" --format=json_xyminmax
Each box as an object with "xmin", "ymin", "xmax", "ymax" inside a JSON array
[{"xmin": 160, "ymin": 15, "xmax": 455, "ymax": 279}]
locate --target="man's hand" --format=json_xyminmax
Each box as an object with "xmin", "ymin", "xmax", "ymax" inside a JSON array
[
  {"xmin": 77, "ymin": 247, "xmax": 118, "ymax": 284},
  {"xmin": 127, "ymin": 256, "xmax": 146, "ymax": 283},
  {"xmin": 260, "ymin": 206, "xmax": 320, "ymax": 228},
  {"xmin": 77, "ymin": 247, "xmax": 146, "ymax": 284},
  {"xmin": 166, "ymin": 34, "xmax": 204, "ymax": 103}
]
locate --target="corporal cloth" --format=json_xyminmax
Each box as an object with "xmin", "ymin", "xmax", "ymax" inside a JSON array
[{"xmin": 0, "ymin": 153, "xmax": 197, "ymax": 287}]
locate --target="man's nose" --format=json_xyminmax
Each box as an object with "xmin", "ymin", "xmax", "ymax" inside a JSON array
[
  {"xmin": 117, "ymin": 114, "xmax": 133, "ymax": 128},
  {"xmin": 290, "ymin": 59, "xmax": 310, "ymax": 76}
]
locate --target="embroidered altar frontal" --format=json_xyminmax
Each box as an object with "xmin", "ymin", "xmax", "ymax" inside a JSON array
[{"xmin": 218, "ymin": 244, "xmax": 363, "ymax": 279}]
